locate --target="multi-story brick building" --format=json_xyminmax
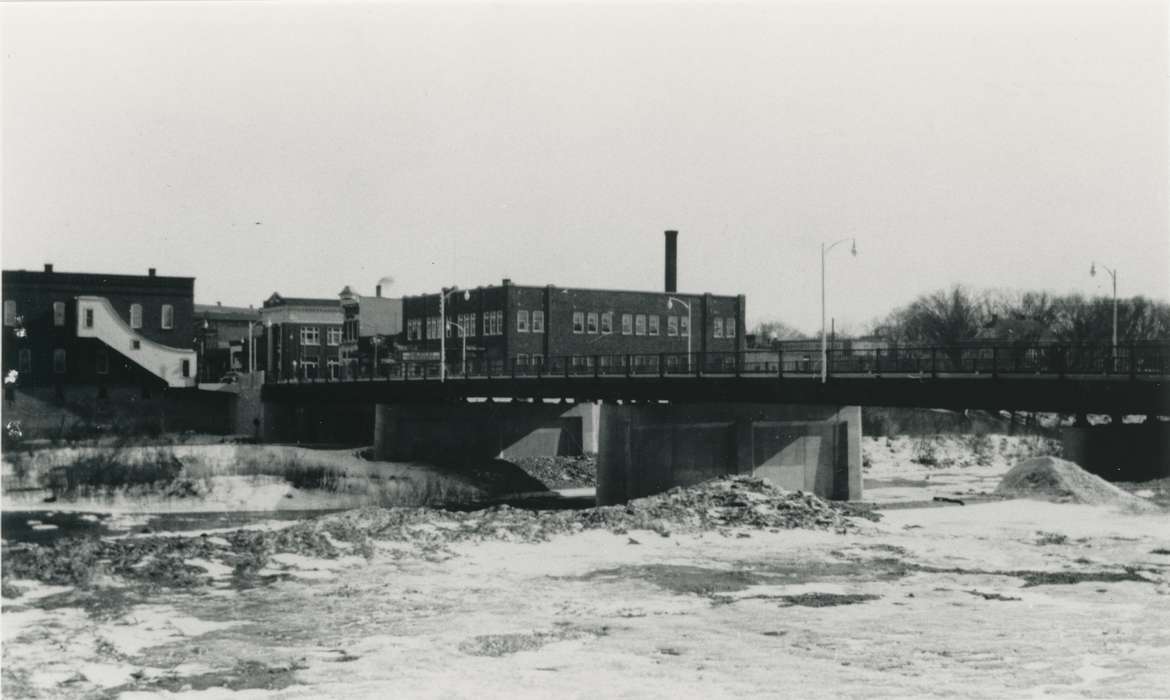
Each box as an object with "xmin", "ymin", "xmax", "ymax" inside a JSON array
[
  {"xmin": 398, "ymin": 231, "xmax": 746, "ymax": 373},
  {"xmin": 2, "ymin": 264, "xmax": 197, "ymax": 390},
  {"xmin": 338, "ymin": 284, "xmax": 403, "ymax": 378},
  {"xmin": 261, "ymin": 293, "xmax": 343, "ymax": 381}
]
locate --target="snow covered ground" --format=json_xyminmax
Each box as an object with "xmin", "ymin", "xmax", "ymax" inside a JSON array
[{"xmin": 4, "ymin": 433, "xmax": 1168, "ymax": 699}]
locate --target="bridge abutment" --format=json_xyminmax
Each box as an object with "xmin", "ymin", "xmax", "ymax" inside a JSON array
[
  {"xmin": 1061, "ymin": 420, "xmax": 1170, "ymax": 482},
  {"xmin": 596, "ymin": 403, "xmax": 861, "ymax": 505}
]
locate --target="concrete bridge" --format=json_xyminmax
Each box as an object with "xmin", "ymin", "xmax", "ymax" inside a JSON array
[{"xmin": 260, "ymin": 343, "xmax": 1170, "ymax": 503}]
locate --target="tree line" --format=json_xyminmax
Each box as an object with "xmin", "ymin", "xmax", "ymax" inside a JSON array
[{"xmin": 753, "ymin": 286, "xmax": 1170, "ymax": 346}]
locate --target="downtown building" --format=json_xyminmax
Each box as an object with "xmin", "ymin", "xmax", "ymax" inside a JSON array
[
  {"xmin": 260, "ymin": 293, "xmax": 344, "ymax": 381},
  {"xmin": 397, "ymin": 231, "xmax": 746, "ymax": 373}
]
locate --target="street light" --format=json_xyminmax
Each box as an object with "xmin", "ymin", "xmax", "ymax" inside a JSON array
[
  {"xmin": 666, "ymin": 296, "xmax": 692, "ymax": 371},
  {"xmin": 1090, "ymin": 261, "xmax": 1119, "ymax": 369},
  {"xmin": 370, "ymin": 335, "xmax": 384, "ymax": 378},
  {"xmin": 439, "ymin": 286, "xmax": 470, "ymax": 382},
  {"xmin": 821, "ymin": 238, "xmax": 857, "ymax": 383},
  {"xmin": 446, "ymin": 321, "xmax": 468, "ymax": 376}
]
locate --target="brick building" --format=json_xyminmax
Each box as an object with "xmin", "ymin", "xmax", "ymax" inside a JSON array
[
  {"xmin": 261, "ymin": 293, "xmax": 343, "ymax": 381},
  {"xmin": 338, "ymin": 284, "xmax": 404, "ymax": 378},
  {"xmin": 2, "ymin": 264, "xmax": 197, "ymax": 390},
  {"xmin": 398, "ymin": 231, "xmax": 746, "ymax": 373}
]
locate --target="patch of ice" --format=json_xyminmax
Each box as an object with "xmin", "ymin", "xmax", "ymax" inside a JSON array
[
  {"xmin": 1134, "ymin": 489, "xmax": 1155, "ymax": 498},
  {"xmin": 77, "ymin": 662, "xmax": 139, "ymax": 688},
  {"xmin": 30, "ymin": 522, "xmax": 58, "ymax": 531},
  {"xmin": 186, "ymin": 557, "xmax": 234, "ymax": 579}
]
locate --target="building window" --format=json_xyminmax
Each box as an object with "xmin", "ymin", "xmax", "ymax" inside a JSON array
[
  {"xmin": 130, "ymin": 304, "xmax": 143, "ymax": 329},
  {"xmin": 681, "ymin": 316, "xmax": 690, "ymax": 337},
  {"xmin": 327, "ymin": 327, "xmax": 342, "ymax": 346},
  {"xmin": 53, "ymin": 301, "xmax": 66, "ymax": 327},
  {"xmin": 572, "ymin": 312, "xmax": 584, "ymax": 334},
  {"xmin": 182, "ymin": 359, "xmax": 191, "ymax": 378},
  {"xmin": 96, "ymin": 347, "xmax": 109, "ymax": 375},
  {"xmin": 132, "ymin": 339, "xmax": 141, "ymax": 350},
  {"xmin": 53, "ymin": 348, "xmax": 66, "ymax": 374},
  {"xmin": 532, "ymin": 354, "xmax": 543, "ymax": 368},
  {"xmin": 84, "ymin": 308, "xmax": 94, "ymax": 329},
  {"xmin": 327, "ymin": 359, "xmax": 340, "ymax": 380},
  {"xmin": 601, "ymin": 312, "xmax": 613, "ymax": 334},
  {"xmin": 3, "ymin": 300, "xmax": 15, "ymax": 326},
  {"xmin": 726, "ymin": 319, "xmax": 736, "ymax": 338},
  {"xmin": 668, "ymin": 316, "xmax": 679, "ymax": 336},
  {"xmin": 516, "ymin": 353, "xmax": 529, "ymax": 366},
  {"xmin": 301, "ymin": 360, "xmax": 318, "ymax": 380},
  {"xmin": 635, "ymin": 314, "xmax": 647, "ymax": 336},
  {"xmin": 300, "ymin": 327, "xmax": 320, "ymax": 345},
  {"xmin": 532, "ymin": 310, "xmax": 544, "ymax": 333},
  {"xmin": 18, "ymin": 349, "xmax": 31, "ymax": 374},
  {"xmin": 587, "ymin": 312, "xmax": 598, "ymax": 334},
  {"xmin": 714, "ymin": 317, "xmax": 724, "ymax": 338},
  {"xmin": 648, "ymin": 315, "xmax": 660, "ymax": 336},
  {"xmin": 160, "ymin": 304, "xmax": 174, "ymax": 330},
  {"xmin": 517, "ymin": 310, "xmax": 529, "ymax": 333},
  {"xmin": 407, "ymin": 319, "xmax": 422, "ymax": 340},
  {"xmin": 483, "ymin": 311, "xmax": 503, "ymax": 336},
  {"xmin": 621, "ymin": 314, "xmax": 633, "ymax": 335}
]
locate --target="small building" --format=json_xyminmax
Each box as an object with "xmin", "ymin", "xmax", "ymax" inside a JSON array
[
  {"xmin": 260, "ymin": 293, "xmax": 343, "ymax": 381},
  {"xmin": 2, "ymin": 264, "xmax": 197, "ymax": 390},
  {"xmin": 338, "ymin": 284, "xmax": 403, "ymax": 379},
  {"xmin": 195, "ymin": 303, "xmax": 262, "ymax": 381}
]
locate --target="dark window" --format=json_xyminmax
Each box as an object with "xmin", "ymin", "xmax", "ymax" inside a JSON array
[
  {"xmin": 53, "ymin": 301, "xmax": 66, "ymax": 327},
  {"xmin": 601, "ymin": 312, "xmax": 613, "ymax": 334},
  {"xmin": 161, "ymin": 304, "xmax": 174, "ymax": 330},
  {"xmin": 132, "ymin": 339, "xmax": 141, "ymax": 350},
  {"xmin": 532, "ymin": 311, "xmax": 544, "ymax": 333},
  {"xmin": 181, "ymin": 359, "xmax": 191, "ymax": 378},
  {"xmin": 84, "ymin": 308, "xmax": 94, "ymax": 328},
  {"xmin": 587, "ymin": 312, "xmax": 598, "ymax": 334},
  {"xmin": 130, "ymin": 304, "xmax": 143, "ymax": 329},
  {"xmin": 517, "ymin": 310, "xmax": 529, "ymax": 333},
  {"xmin": 572, "ymin": 312, "xmax": 584, "ymax": 334}
]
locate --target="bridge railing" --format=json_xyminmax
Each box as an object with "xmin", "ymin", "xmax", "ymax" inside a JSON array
[{"xmin": 269, "ymin": 342, "xmax": 1170, "ymax": 384}]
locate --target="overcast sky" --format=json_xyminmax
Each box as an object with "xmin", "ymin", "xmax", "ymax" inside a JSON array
[{"xmin": 2, "ymin": 0, "xmax": 1166, "ymax": 335}]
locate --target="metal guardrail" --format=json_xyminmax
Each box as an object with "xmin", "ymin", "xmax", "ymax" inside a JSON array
[{"xmin": 268, "ymin": 343, "xmax": 1170, "ymax": 385}]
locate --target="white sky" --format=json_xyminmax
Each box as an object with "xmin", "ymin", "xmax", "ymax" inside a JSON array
[{"xmin": 2, "ymin": 0, "xmax": 1166, "ymax": 335}]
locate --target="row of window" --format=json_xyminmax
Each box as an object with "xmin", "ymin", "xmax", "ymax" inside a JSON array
[
  {"xmin": 295, "ymin": 358, "xmax": 342, "ymax": 380},
  {"xmin": 405, "ymin": 311, "xmax": 510, "ymax": 341},
  {"xmin": 3, "ymin": 301, "xmax": 174, "ymax": 330},
  {"xmin": 300, "ymin": 327, "xmax": 343, "ymax": 346},
  {"xmin": 19, "ymin": 347, "xmax": 110, "ymax": 375}
]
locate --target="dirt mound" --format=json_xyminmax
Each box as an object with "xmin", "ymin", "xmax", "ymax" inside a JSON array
[{"xmin": 994, "ymin": 457, "xmax": 1161, "ymax": 512}]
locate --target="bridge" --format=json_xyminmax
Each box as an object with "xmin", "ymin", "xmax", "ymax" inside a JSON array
[{"xmin": 263, "ymin": 343, "xmax": 1170, "ymax": 415}]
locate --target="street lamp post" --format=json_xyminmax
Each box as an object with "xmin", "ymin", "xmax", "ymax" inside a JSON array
[
  {"xmin": 821, "ymin": 238, "xmax": 857, "ymax": 383},
  {"xmin": 439, "ymin": 286, "xmax": 471, "ymax": 382},
  {"xmin": 447, "ymin": 321, "xmax": 468, "ymax": 376},
  {"xmin": 667, "ymin": 297, "xmax": 692, "ymax": 371},
  {"xmin": 1090, "ymin": 262, "xmax": 1119, "ymax": 370},
  {"xmin": 370, "ymin": 335, "xmax": 383, "ymax": 378}
]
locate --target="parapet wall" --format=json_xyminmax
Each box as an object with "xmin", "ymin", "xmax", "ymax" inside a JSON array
[{"xmin": 597, "ymin": 403, "xmax": 861, "ymax": 505}]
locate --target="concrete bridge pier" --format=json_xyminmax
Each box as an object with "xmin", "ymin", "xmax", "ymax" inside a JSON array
[
  {"xmin": 596, "ymin": 403, "xmax": 861, "ymax": 505},
  {"xmin": 1061, "ymin": 418, "xmax": 1170, "ymax": 482}
]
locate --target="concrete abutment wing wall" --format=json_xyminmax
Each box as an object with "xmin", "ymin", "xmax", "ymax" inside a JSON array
[{"xmin": 596, "ymin": 403, "xmax": 861, "ymax": 505}]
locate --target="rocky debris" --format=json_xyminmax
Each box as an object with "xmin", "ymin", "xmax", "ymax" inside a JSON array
[
  {"xmin": 995, "ymin": 457, "xmax": 1162, "ymax": 512},
  {"xmin": 1, "ymin": 477, "xmax": 875, "ymax": 591},
  {"xmin": 508, "ymin": 455, "xmax": 597, "ymax": 489}
]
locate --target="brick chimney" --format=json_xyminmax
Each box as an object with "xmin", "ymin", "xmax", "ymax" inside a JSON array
[
  {"xmin": 375, "ymin": 285, "xmax": 382, "ymax": 298},
  {"xmin": 43, "ymin": 263, "xmax": 53, "ymax": 273},
  {"xmin": 664, "ymin": 230, "xmax": 678, "ymax": 293},
  {"xmin": 148, "ymin": 268, "xmax": 157, "ymax": 277}
]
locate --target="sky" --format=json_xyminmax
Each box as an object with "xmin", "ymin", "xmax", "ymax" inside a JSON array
[{"xmin": 2, "ymin": 0, "xmax": 1166, "ymax": 336}]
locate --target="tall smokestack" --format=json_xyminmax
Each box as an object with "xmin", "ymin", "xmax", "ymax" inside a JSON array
[
  {"xmin": 375, "ymin": 285, "xmax": 382, "ymax": 298},
  {"xmin": 664, "ymin": 230, "xmax": 678, "ymax": 293}
]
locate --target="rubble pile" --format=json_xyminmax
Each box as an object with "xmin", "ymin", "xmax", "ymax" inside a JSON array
[
  {"xmin": 995, "ymin": 457, "xmax": 1161, "ymax": 512},
  {"xmin": 509, "ymin": 455, "xmax": 597, "ymax": 489}
]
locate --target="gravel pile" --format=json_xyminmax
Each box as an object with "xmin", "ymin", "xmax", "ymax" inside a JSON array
[
  {"xmin": 995, "ymin": 457, "xmax": 1161, "ymax": 512},
  {"xmin": 509, "ymin": 455, "xmax": 597, "ymax": 489}
]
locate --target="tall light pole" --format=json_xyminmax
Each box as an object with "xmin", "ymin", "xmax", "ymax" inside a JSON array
[
  {"xmin": 821, "ymin": 238, "xmax": 857, "ymax": 383},
  {"xmin": 1090, "ymin": 261, "xmax": 1118, "ymax": 369},
  {"xmin": 370, "ymin": 335, "xmax": 383, "ymax": 378},
  {"xmin": 667, "ymin": 296, "xmax": 692, "ymax": 371},
  {"xmin": 447, "ymin": 321, "xmax": 468, "ymax": 376},
  {"xmin": 439, "ymin": 286, "xmax": 470, "ymax": 382}
]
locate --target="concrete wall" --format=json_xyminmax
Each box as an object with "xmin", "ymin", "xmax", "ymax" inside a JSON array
[
  {"xmin": 1061, "ymin": 422, "xmax": 1170, "ymax": 482},
  {"xmin": 260, "ymin": 398, "xmax": 374, "ymax": 446},
  {"xmin": 3, "ymin": 384, "xmax": 233, "ymax": 438},
  {"xmin": 597, "ymin": 403, "xmax": 861, "ymax": 505},
  {"xmin": 373, "ymin": 401, "xmax": 598, "ymax": 464}
]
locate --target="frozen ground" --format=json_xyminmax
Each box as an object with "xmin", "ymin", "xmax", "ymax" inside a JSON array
[{"xmin": 3, "ymin": 434, "xmax": 1169, "ymax": 699}]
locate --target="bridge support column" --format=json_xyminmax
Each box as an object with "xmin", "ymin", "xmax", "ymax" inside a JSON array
[
  {"xmin": 597, "ymin": 403, "xmax": 861, "ymax": 505},
  {"xmin": 1061, "ymin": 420, "xmax": 1170, "ymax": 482}
]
